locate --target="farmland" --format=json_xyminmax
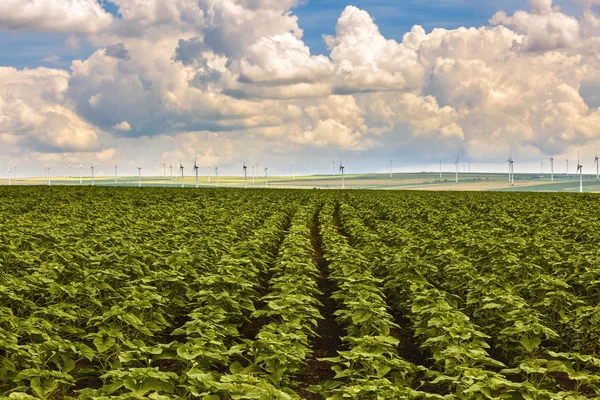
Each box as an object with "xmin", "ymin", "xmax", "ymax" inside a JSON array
[
  {"xmin": 6, "ymin": 171, "xmax": 600, "ymax": 192},
  {"xmin": 1, "ymin": 186, "xmax": 600, "ymax": 399}
]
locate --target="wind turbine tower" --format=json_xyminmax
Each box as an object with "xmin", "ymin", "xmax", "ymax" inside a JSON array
[
  {"xmin": 215, "ymin": 166, "xmax": 219, "ymax": 188},
  {"xmin": 170, "ymin": 163, "xmax": 173, "ymax": 184},
  {"xmin": 207, "ymin": 165, "xmax": 211, "ymax": 183},
  {"xmin": 577, "ymin": 152, "xmax": 583, "ymax": 193},
  {"xmin": 79, "ymin": 164, "xmax": 82, "ymax": 184},
  {"xmin": 454, "ymin": 158, "xmax": 459, "ymax": 183},
  {"xmin": 67, "ymin": 164, "xmax": 71, "ymax": 179},
  {"xmin": 331, "ymin": 161, "xmax": 335, "ymax": 177},
  {"xmin": 507, "ymin": 157, "xmax": 513, "ymax": 184},
  {"xmin": 439, "ymin": 161, "xmax": 442, "ymax": 179},
  {"xmin": 251, "ymin": 165, "xmax": 254, "ymax": 183},
  {"xmin": 550, "ymin": 157, "xmax": 554, "ymax": 182},
  {"xmin": 180, "ymin": 161, "xmax": 184, "ymax": 188},
  {"xmin": 243, "ymin": 163, "xmax": 248, "ymax": 188},
  {"xmin": 137, "ymin": 166, "xmax": 142, "ymax": 187},
  {"xmin": 47, "ymin": 167, "xmax": 51, "ymax": 186},
  {"xmin": 13, "ymin": 165, "xmax": 17, "ymax": 182},
  {"xmin": 91, "ymin": 163, "xmax": 98, "ymax": 186},
  {"xmin": 594, "ymin": 149, "xmax": 599, "ymax": 181},
  {"xmin": 264, "ymin": 164, "xmax": 268, "ymax": 188},
  {"xmin": 115, "ymin": 163, "xmax": 118, "ymax": 184},
  {"xmin": 339, "ymin": 156, "xmax": 345, "ymax": 189},
  {"xmin": 194, "ymin": 158, "xmax": 199, "ymax": 188},
  {"xmin": 7, "ymin": 168, "xmax": 10, "ymax": 186},
  {"xmin": 566, "ymin": 159, "xmax": 569, "ymax": 177}
]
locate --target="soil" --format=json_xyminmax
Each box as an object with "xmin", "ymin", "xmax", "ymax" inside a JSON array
[{"xmin": 297, "ymin": 206, "xmax": 345, "ymax": 399}]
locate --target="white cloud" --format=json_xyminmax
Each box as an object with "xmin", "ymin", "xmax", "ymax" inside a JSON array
[
  {"xmin": 0, "ymin": 0, "xmax": 113, "ymax": 33},
  {"xmin": 0, "ymin": 67, "xmax": 100, "ymax": 152},
  {"xmin": 325, "ymin": 6, "xmax": 422, "ymax": 93},
  {"xmin": 3, "ymin": 0, "xmax": 600, "ymax": 174},
  {"xmin": 490, "ymin": 0, "xmax": 580, "ymax": 50},
  {"xmin": 113, "ymin": 121, "xmax": 132, "ymax": 131}
]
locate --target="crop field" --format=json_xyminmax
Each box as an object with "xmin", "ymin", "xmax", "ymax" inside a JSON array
[
  {"xmin": 1, "ymin": 187, "xmax": 600, "ymax": 399},
  {"xmin": 6, "ymin": 172, "xmax": 600, "ymax": 192}
]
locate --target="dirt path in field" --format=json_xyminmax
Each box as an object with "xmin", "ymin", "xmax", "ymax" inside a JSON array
[{"xmin": 298, "ymin": 204, "xmax": 344, "ymax": 399}]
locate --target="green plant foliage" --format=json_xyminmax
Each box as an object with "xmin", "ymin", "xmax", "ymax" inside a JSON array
[{"xmin": 2, "ymin": 187, "xmax": 600, "ymax": 399}]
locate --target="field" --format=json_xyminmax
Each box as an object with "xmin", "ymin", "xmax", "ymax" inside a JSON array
[
  {"xmin": 5, "ymin": 171, "xmax": 600, "ymax": 192},
  {"xmin": 1, "ymin": 186, "xmax": 600, "ymax": 399}
]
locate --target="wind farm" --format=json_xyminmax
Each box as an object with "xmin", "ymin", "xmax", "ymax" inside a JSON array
[{"xmin": 6, "ymin": 165, "xmax": 600, "ymax": 192}]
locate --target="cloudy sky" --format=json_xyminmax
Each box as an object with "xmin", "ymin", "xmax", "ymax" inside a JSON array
[{"xmin": 2, "ymin": 0, "xmax": 600, "ymax": 177}]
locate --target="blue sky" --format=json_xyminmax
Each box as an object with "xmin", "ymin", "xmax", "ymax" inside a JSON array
[
  {"xmin": 0, "ymin": 0, "xmax": 582, "ymax": 70},
  {"xmin": 2, "ymin": 0, "xmax": 600, "ymax": 177}
]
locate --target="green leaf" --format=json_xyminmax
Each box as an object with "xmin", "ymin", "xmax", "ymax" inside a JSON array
[
  {"xmin": 519, "ymin": 336, "xmax": 541, "ymax": 353},
  {"xmin": 30, "ymin": 377, "xmax": 58, "ymax": 399},
  {"xmin": 93, "ymin": 333, "xmax": 116, "ymax": 353}
]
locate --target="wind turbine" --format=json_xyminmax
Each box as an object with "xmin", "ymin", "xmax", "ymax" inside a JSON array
[
  {"xmin": 47, "ymin": 166, "xmax": 51, "ymax": 186},
  {"xmin": 7, "ymin": 167, "xmax": 10, "ymax": 186},
  {"xmin": 577, "ymin": 151, "xmax": 583, "ymax": 193},
  {"xmin": 508, "ymin": 158, "xmax": 514, "ymax": 186},
  {"xmin": 454, "ymin": 157, "xmax": 459, "ymax": 183},
  {"xmin": 193, "ymin": 157, "xmax": 199, "ymax": 188},
  {"xmin": 251, "ymin": 165, "xmax": 255, "ymax": 183},
  {"xmin": 566, "ymin": 159, "xmax": 569, "ymax": 177},
  {"xmin": 243, "ymin": 163, "xmax": 248, "ymax": 188},
  {"xmin": 13, "ymin": 164, "xmax": 17, "ymax": 182},
  {"xmin": 215, "ymin": 166, "xmax": 219, "ymax": 188},
  {"xmin": 114, "ymin": 163, "xmax": 118, "ymax": 184},
  {"xmin": 339, "ymin": 156, "xmax": 345, "ymax": 189},
  {"xmin": 137, "ymin": 166, "xmax": 142, "ymax": 187},
  {"xmin": 91, "ymin": 163, "xmax": 98, "ymax": 186},
  {"xmin": 550, "ymin": 156, "xmax": 554, "ymax": 182},
  {"xmin": 468, "ymin": 162, "xmax": 471, "ymax": 173},
  {"xmin": 180, "ymin": 160, "xmax": 184, "ymax": 188},
  {"xmin": 439, "ymin": 161, "xmax": 442, "ymax": 179},
  {"xmin": 332, "ymin": 161, "xmax": 335, "ymax": 177},
  {"xmin": 170, "ymin": 163, "xmax": 173, "ymax": 184},
  {"xmin": 389, "ymin": 158, "xmax": 393, "ymax": 178},
  {"xmin": 161, "ymin": 162, "xmax": 166, "ymax": 178},
  {"xmin": 507, "ymin": 157, "xmax": 513, "ymax": 184},
  {"xmin": 79, "ymin": 164, "xmax": 82, "ymax": 184},
  {"xmin": 594, "ymin": 149, "xmax": 599, "ymax": 181},
  {"xmin": 208, "ymin": 165, "xmax": 211, "ymax": 183},
  {"xmin": 264, "ymin": 164, "xmax": 268, "ymax": 188}
]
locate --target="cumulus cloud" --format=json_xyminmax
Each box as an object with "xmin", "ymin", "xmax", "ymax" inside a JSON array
[
  {"xmin": 0, "ymin": 0, "xmax": 113, "ymax": 33},
  {"xmin": 325, "ymin": 6, "xmax": 422, "ymax": 93},
  {"xmin": 113, "ymin": 121, "xmax": 132, "ymax": 131},
  {"xmin": 3, "ymin": 0, "xmax": 600, "ymax": 173},
  {"xmin": 490, "ymin": 0, "xmax": 580, "ymax": 50},
  {"xmin": 0, "ymin": 67, "xmax": 100, "ymax": 152}
]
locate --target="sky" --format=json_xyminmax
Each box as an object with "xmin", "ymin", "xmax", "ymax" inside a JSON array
[{"xmin": 1, "ymin": 0, "xmax": 600, "ymax": 177}]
